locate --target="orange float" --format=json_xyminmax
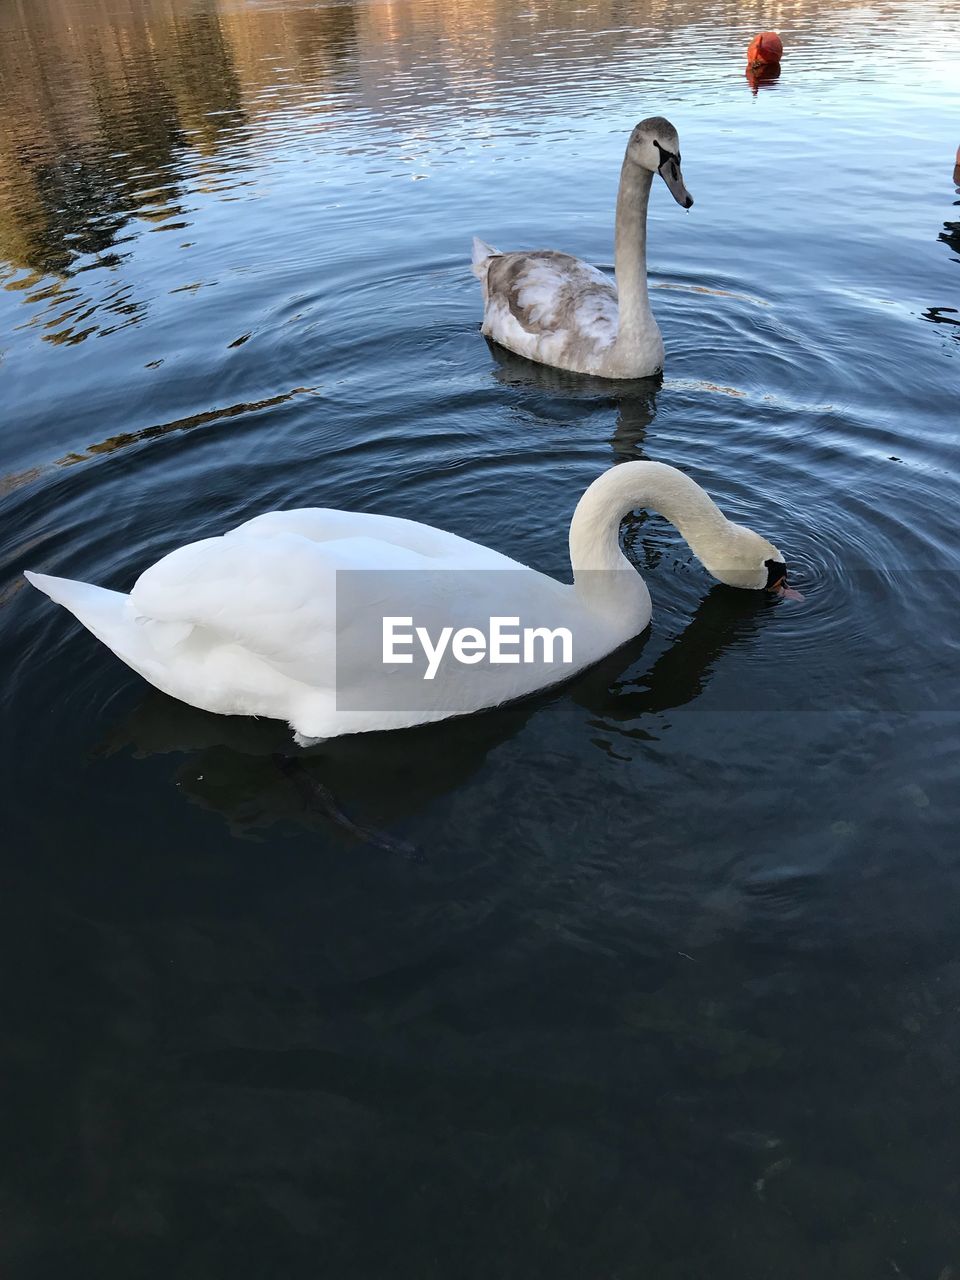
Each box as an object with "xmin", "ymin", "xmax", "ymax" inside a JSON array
[{"xmin": 747, "ymin": 31, "xmax": 783, "ymax": 68}]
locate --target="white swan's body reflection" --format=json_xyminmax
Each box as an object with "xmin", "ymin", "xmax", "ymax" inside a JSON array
[{"xmin": 102, "ymin": 582, "xmax": 776, "ymax": 843}]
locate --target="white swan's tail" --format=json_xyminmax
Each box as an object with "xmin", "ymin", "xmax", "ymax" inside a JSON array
[
  {"xmin": 471, "ymin": 236, "xmax": 499, "ymax": 280},
  {"xmin": 24, "ymin": 570, "xmax": 142, "ymax": 662}
]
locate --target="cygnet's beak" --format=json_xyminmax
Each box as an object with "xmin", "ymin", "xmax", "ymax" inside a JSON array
[{"xmin": 657, "ymin": 150, "xmax": 693, "ymax": 208}]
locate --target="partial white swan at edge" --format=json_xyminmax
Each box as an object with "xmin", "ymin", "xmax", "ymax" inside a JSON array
[{"xmin": 24, "ymin": 461, "xmax": 794, "ymax": 745}]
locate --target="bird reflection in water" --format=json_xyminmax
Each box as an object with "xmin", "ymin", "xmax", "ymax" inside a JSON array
[
  {"xmin": 930, "ymin": 179, "xmax": 959, "ymax": 336},
  {"xmin": 485, "ymin": 337, "xmax": 661, "ymax": 461},
  {"xmin": 101, "ymin": 580, "xmax": 776, "ymax": 844},
  {"xmin": 744, "ymin": 63, "xmax": 782, "ymax": 94},
  {"xmin": 577, "ymin": 582, "xmax": 776, "ymax": 764}
]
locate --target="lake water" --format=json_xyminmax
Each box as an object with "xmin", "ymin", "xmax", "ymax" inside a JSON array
[{"xmin": 2, "ymin": 0, "xmax": 959, "ymax": 1274}]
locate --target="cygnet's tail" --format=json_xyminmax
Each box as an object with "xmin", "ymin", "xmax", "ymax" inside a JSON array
[{"xmin": 471, "ymin": 236, "xmax": 499, "ymax": 280}]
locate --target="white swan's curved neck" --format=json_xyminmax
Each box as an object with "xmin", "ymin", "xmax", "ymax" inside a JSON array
[
  {"xmin": 568, "ymin": 462, "xmax": 732, "ymax": 612},
  {"xmin": 612, "ymin": 160, "xmax": 655, "ymax": 346}
]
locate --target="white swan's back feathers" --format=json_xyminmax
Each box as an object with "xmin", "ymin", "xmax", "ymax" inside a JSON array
[{"xmin": 130, "ymin": 510, "xmax": 524, "ymax": 675}]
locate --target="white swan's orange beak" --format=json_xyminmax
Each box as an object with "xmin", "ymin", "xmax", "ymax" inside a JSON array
[{"xmin": 764, "ymin": 559, "xmax": 804, "ymax": 600}]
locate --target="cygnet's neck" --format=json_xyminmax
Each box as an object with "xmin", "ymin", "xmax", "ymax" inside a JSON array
[{"xmin": 612, "ymin": 159, "xmax": 656, "ymax": 349}]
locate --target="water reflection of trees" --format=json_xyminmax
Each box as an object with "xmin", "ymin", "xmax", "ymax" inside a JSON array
[
  {"xmin": 0, "ymin": 0, "xmax": 358, "ymax": 339},
  {"xmin": 2, "ymin": 5, "xmax": 227, "ymax": 274},
  {"xmin": 0, "ymin": 0, "xmax": 948, "ymax": 339}
]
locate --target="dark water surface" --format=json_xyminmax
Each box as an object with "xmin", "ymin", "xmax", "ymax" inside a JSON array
[{"xmin": 2, "ymin": 0, "xmax": 959, "ymax": 1274}]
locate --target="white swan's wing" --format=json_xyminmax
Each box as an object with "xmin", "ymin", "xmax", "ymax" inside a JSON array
[
  {"xmin": 480, "ymin": 250, "xmax": 619, "ymax": 369},
  {"xmin": 231, "ymin": 507, "xmax": 520, "ymax": 571},
  {"xmin": 128, "ymin": 514, "xmax": 528, "ymax": 686},
  {"xmin": 131, "ymin": 533, "xmax": 333, "ymax": 668}
]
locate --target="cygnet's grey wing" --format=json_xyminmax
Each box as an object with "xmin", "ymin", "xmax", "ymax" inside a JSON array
[{"xmin": 480, "ymin": 250, "xmax": 619, "ymax": 369}]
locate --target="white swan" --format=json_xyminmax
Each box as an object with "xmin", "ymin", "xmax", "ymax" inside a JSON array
[
  {"xmin": 24, "ymin": 462, "xmax": 792, "ymax": 745},
  {"xmin": 472, "ymin": 116, "xmax": 693, "ymax": 379}
]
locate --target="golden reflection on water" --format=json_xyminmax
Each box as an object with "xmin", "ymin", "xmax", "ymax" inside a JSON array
[
  {"xmin": 0, "ymin": 384, "xmax": 317, "ymax": 500},
  {"xmin": 0, "ymin": 0, "xmax": 954, "ymax": 345},
  {"xmin": 0, "ymin": 0, "xmax": 922, "ymax": 268},
  {"xmin": 0, "ymin": 0, "xmax": 353, "ymax": 282}
]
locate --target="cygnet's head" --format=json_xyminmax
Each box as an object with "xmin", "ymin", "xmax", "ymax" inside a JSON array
[{"xmin": 625, "ymin": 116, "xmax": 693, "ymax": 209}]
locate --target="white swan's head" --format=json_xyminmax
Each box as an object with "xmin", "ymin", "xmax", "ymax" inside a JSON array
[
  {"xmin": 702, "ymin": 524, "xmax": 791, "ymax": 593},
  {"xmin": 626, "ymin": 116, "xmax": 693, "ymax": 209}
]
